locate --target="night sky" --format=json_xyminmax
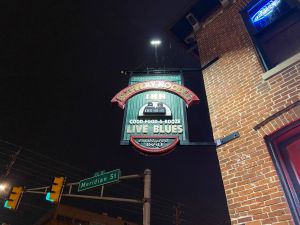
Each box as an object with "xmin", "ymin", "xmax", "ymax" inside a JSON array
[{"xmin": 0, "ymin": 0, "xmax": 230, "ymax": 224}]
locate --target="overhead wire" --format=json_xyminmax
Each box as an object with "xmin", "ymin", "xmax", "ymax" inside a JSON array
[
  {"xmin": 0, "ymin": 139, "xmax": 90, "ymax": 174},
  {"xmin": 0, "ymin": 149, "xmax": 90, "ymax": 188},
  {"xmin": 98, "ymin": 181, "xmax": 208, "ymax": 224},
  {"xmin": 0, "ymin": 148, "xmax": 87, "ymax": 181},
  {"xmin": 0, "ymin": 140, "xmax": 225, "ymax": 225},
  {"xmin": 7, "ymin": 173, "xmax": 45, "ymax": 187}
]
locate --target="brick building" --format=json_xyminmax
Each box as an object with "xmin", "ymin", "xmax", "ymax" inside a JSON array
[
  {"xmin": 170, "ymin": 0, "xmax": 300, "ymax": 224},
  {"xmin": 33, "ymin": 204, "xmax": 139, "ymax": 225}
]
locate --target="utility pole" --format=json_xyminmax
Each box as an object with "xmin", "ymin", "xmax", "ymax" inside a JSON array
[
  {"xmin": 174, "ymin": 204, "xmax": 183, "ymax": 225},
  {"xmin": 0, "ymin": 148, "xmax": 21, "ymax": 180},
  {"xmin": 0, "ymin": 148, "xmax": 21, "ymax": 203},
  {"xmin": 143, "ymin": 169, "xmax": 151, "ymax": 225}
]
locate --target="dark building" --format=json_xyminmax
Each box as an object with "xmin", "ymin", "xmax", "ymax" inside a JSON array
[
  {"xmin": 34, "ymin": 204, "xmax": 139, "ymax": 225},
  {"xmin": 170, "ymin": 0, "xmax": 300, "ymax": 224}
]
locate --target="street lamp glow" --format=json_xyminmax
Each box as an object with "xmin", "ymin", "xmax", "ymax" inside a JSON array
[
  {"xmin": 150, "ymin": 39, "xmax": 161, "ymax": 46},
  {"xmin": 0, "ymin": 184, "xmax": 7, "ymax": 191}
]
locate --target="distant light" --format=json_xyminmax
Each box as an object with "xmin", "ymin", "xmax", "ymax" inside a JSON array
[
  {"xmin": 0, "ymin": 184, "xmax": 7, "ymax": 192},
  {"xmin": 251, "ymin": 0, "xmax": 281, "ymax": 23},
  {"xmin": 150, "ymin": 39, "xmax": 161, "ymax": 46}
]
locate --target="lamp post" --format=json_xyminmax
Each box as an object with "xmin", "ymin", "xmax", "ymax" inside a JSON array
[{"xmin": 150, "ymin": 39, "xmax": 161, "ymax": 67}]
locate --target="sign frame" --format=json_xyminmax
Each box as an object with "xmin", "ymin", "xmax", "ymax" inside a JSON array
[{"xmin": 112, "ymin": 73, "xmax": 199, "ymax": 155}]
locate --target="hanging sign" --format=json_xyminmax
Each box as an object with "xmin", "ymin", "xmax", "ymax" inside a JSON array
[{"xmin": 111, "ymin": 73, "xmax": 199, "ymax": 155}]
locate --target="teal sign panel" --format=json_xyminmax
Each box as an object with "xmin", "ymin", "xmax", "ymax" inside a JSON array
[
  {"xmin": 111, "ymin": 73, "xmax": 200, "ymax": 155},
  {"xmin": 78, "ymin": 169, "xmax": 121, "ymax": 192}
]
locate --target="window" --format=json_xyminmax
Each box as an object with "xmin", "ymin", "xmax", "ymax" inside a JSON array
[
  {"xmin": 241, "ymin": 0, "xmax": 300, "ymax": 70},
  {"xmin": 265, "ymin": 119, "xmax": 300, "ymax": 224}
]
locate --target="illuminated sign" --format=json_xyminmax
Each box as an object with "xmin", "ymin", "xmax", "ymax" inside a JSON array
[
  {"xmin": 111, "ymin": 80, "xmax": 199, "ymax": 109},
  {"xmin": 111, "ymin": 74, "xmax": 199, "ymax": 155},
  {"xmin": 251, "ymin": 0, "xmax": 281, "ymax": 23}
]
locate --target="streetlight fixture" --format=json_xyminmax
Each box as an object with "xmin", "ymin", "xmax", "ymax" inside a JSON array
[
  {"xmin": 150, "ymin": 40, "xmax": 161, "ymax": 46},
  {"xmin": 150, "ymin": 39, "xmax": 161, "ymax": 66}
]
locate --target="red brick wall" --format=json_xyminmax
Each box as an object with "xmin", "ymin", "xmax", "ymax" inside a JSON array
[{"xmin": 195, "ymin": 0, "xmax": 300, "ymax": 224}]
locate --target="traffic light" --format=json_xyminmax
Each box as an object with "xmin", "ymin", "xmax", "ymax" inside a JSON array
[
  {"xmin": 46, "ymin": 177, "xmax": 65, "ymax": 204},
  {"xmin": 4, "ymin": 186, "xmax": 24, "ymax": 210}
]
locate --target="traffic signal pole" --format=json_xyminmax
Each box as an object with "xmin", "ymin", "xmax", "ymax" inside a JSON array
[
  {"xmin": 22, "ymin": 169, "xmax": 151, "ymax": 225},
  {"xmin": 25, "ymin": 174, "xmax": 144, "ymax": 204}
]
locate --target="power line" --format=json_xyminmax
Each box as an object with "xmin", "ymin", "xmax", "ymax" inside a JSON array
[
  {"xmin": 1, "ymin": 143, "xmax": 178, "ymax": 209},
  {"xmin": 0, "ymin": 149, "xmax": 86, "ymax": 183},
  {"xmin": 0, "ymin": 140, "xmax": 227, "ymax": 225},
  {"xmin": 3, "ymin": 161, "xmax": 221, "ymax": 225},
  {"xmin": 0, "ymin": 140, "xmax": 90, "ymax": 174},
  {"xmin": 115, "ymin": 182, "xmax": 223, "ymax": 224}
]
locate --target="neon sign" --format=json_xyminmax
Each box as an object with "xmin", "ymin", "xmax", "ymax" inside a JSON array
[{"xmin": 251, "ymin": 0, "xmax": 281, "ymax": 23}]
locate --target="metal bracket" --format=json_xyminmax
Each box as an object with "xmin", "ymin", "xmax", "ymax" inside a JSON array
[
  {"xmin": 215, "ymin": 131, "xmax": 239, "ymax": 147},
  {"xmin": 180, "ymin": 141, "xmax": 216, "ymax": 146}
]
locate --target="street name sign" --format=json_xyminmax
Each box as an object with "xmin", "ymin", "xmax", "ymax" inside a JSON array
[{"xmin": 78, "ymin": 169, "xmax": 121, "ymax": 192}]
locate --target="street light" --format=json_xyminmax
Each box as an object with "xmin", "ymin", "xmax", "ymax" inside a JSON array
[
  {"xmin": 150, "ymin": 40, "xmax": 161, "ymax": 46},
  {"xmin": 150, "ymin": 39, "xmax": 161, "ymax": 66},
  {"xmin": 0, "ymin": 184, "xmax": 6, "ymax": 191}
]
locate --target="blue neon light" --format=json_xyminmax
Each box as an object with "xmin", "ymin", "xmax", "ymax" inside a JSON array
[
  {"xmin": 251, "ymin": 0, "xmax": 281, "ymax": 23},
  {"xmin": 45, "ymin": 192, "xmax": 54, "ymax": 202},
  {"xmin": 4, "ymin": 200, "xmax": 11, "ymax": 209}
]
